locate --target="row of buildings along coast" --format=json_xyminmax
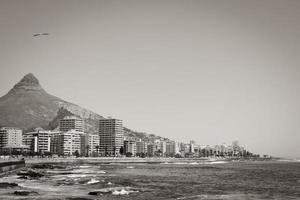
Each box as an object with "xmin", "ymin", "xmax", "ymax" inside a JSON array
[{"xmin": 0, "ymin": 116, "xmax": 255, "ymax": 157}]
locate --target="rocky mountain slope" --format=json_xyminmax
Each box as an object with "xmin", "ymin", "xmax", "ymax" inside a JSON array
[
  {"xmin": 0, "ymin": 73, "xmax": 103, "ymax": 133},
  {"xmin": 0, "ymin": 73, "xmax": 163, "ymax": 141}
]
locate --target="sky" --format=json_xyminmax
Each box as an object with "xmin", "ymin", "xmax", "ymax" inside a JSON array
[{"xmin": 0, "ymin": 0, "xmax": 300, "ymax": 158}]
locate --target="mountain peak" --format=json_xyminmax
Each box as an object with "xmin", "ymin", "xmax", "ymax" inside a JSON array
[
  {"xmin": 20, "ymin": 73, "xmax": 39, "ymax": 84},
  {"xmin": 12, "ymin": 73, "xmax": 44, "ymax": 91}
]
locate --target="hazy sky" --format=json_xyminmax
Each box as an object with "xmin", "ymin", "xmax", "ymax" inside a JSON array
[{"xmin": 0, "ymin": 0, "xmax": 300, "ymax": 158}]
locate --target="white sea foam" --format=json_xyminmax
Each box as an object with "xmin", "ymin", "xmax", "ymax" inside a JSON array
[
  {"xmin": 87, "ymin": 178, "xmax": 100, "ymax": 184},
  {"xmin": 96, "ymin": 171, "xmax": 106, "ymax": 174},
  {"xmin": 79, "ymin": 165, "xmax": 92, "ymax": 168},
  {"xmin": 161, "ymin": 160, "xmax": 228, "ymax": 165},
  {"xmin": 18, "ymin": 183, "xmax": 61, "ymax": 192},
  {"xmin": 112, "ymin": 188, "xmax": 139, "ymax": 195},
  {"xmin": 177, "ymin": 194, "xmax": 254, "ymax": 199},
  {"xmin": 161, "ymin": 162, "xmax": 190, "ymax": 165},
  {"xmin": 66, "ymin": 174, "xmax": 88, "ymax": 178},
  {"xmin": 209, "ymin": 161, "xmax": 228, "ymax": 164},
  {"xmin": 278, "ymin": 159, "xmax": 294, "ymax": 162},
  {"xmin": 71, "ymin": 169, "xmax": 90, "ymax": 173},
  {"xmin": 71, "ymin": 169, "xmax": 106, "ymax": 174},
  {"xmin": 112, "ymin": 188, "xmax": 129, "ymax": 195}
]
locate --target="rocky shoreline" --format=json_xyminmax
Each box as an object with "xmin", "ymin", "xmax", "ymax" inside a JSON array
[
  {"xmin": 0, "ymin": 159, "xmax": 298, "ymax": 199},
  {"xmin": 24, "ymin": 156, "xmax": 277, "ymax": 165},
  {"xmin": 0, "ymin": 161, "xmax": 148, "ymax": 198}
]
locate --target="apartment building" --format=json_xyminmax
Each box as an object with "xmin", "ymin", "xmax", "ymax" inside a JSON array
[
  {"xmin": 59, "ymin": 116, "xmax": 84, "ymax": 132},
  {"xmin": 0, "ymin": 127, "xmax": 23, "ymax": 148},
  {"xmin": 124, "ymin": 140, "xmax": 136, "ymax": 156},
  {"xmin": 23, "ymin": 128, "xmax": 59, "ymax": 153},
  {"xmin": 99, "ymin": 118, "xmax": 124, "ymax": 156}
]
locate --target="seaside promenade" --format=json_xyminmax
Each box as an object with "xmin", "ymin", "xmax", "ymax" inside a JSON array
[
  {"xmin": 22, "ymin": 156, "xmax": 219, "ymax": 164},
  {"xmin": 1, "ymin": 156, "xmax": 276, "ymax": 167}
]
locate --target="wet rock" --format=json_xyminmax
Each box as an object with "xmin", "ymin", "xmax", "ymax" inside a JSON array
[
  {"xmin": 75, "ymin": 177, "xmax": 100, "ymax": 185},
  {"xmin": 46, "ymin": 170, "xmax": 73, "ymax": 175},
  {"xmin": 88, "ymin": 191, "xmax": 103, "ymax": 195},
  {"xmin": 31, "ymin": 163, "xmax": 65, "ymax": 169},
  {"xmin": 31, "ymin": 163, "xmax": 52, "ymax": 169},
  {"xmin": 56, "ymin": 179, "xmax": 77, "ymax": 186},
  {"xmin": 0, "ymin": 182, "xmax": 18, "ymax": 188},
  {"xmin": 88, "ymin": 187, "xmax": 139, "ymax": 196},
  {"xmin": 17, "ymin": 176, "xmax": 28, "ymax": 179},
  {"xmin": 88, "ymin": 189, "xmax": 112, "ymax": 195},
  {"xmin": 17, "ymin": 169, "xmax": 44, "ymax": 178},
  {"xmin": 13, "ymin": 190, "xmax": 39, "ymax": 196},
  {"xmin": 77, "ymin": 178, "xmax": 92, "ymax": 184}
]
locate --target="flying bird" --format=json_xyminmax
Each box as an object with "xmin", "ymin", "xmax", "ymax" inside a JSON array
[{"xmin": 33, "ymin": 33, "xmax": 50, "ymax": 37}]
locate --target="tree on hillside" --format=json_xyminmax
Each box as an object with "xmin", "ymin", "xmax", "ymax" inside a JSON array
[{"xmin": 45, "ymin": 107, "xmax": 74, "ymax": 130}]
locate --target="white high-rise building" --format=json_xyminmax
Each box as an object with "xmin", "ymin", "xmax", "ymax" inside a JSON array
[
  {"xmin": 99, "ymin": 118, "xmax": 124, "ymax": 156},
  {"xmin": 136, "ymin": 141, "xmax": 147, "ymax": 154},
  {"xmin": 190, "ymin": 141, "xmax": 195, "ymax": 153},
  {"xmin": 0, "ymin": 127, "xmax": 23, "ymax": 148},
  {"xmin": 57, "ymin": 130, "xmax": 82, "ymax": 156},
  {"xmin": 147, "ymin": 144, "xmax": 154, "ymax": 156},
  {"xmin": 160, "ymin": 141, "xmax": 167, "ymax": 155},
  {"xmin": 59, "ymin": 116, "xmax": 84, "ymax": 132},
  {"xmin": 166, "ymin": 141, "xmax": 180, "ymax": 157},
  {"xmin": 124, "ymin": 140, "xmax": 136, "ymax": 156},
  {"xmin": 88, "ymin": 134, "xmax": 100, "ymax": 156},
  {"xmin": 79, "ymin": 133, "xmax": 100, "ymax": 156},
  {"xmin": 23, "ymin": 129, "xmax": 59, "ymax": 153},
  {"xmin": 57, "ymin": 116, "xmax": 86, "ymax": 156}
]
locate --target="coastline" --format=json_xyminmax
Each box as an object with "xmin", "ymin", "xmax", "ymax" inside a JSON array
[
  {"xmin": 0, "ymin": 156, "xmax": 281, "ymax": 178},
  {"xmin": 23, "ymin": 156, "xmax": 278, "ymax": 165},
  {"xmin": 1, "ymin": 157, "xmax": 299, "ymax": 199}
]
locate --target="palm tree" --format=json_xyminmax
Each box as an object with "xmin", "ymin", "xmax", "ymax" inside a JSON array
[
  {"xmin": 119, "ymin": 146, "xmax": 124, "ymax": 155},
  {"xmin": 95, "ymin": 145, "xmax": 100, "ymax": 157},
  {"xmin": 104, "ymin": 147, "xmax": 107, "ymax": 157},
  {"xmin": 85, "ymin": 145, "xmax": 90, "ymax": 157},
  {"xmin": 113, "ymin": 146, "xmax": 116, "ymax": 157}
]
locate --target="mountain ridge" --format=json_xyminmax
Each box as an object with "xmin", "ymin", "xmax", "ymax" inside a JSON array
[
  {"xmin": 0, "ymin": 73, "xmax": 162, "ymax": 141},
  {"xmin": 0, "ymin": 73, "xmax": 104, "ymax": 133}
]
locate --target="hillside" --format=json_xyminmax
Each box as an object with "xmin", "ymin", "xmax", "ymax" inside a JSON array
[
  {"xmin": 0, "ymin": 73, "xmax": 103, "ymax": 133},
  {"xmin": 0, "ymin": 73, "xmax": 162, "ymax": 141}
]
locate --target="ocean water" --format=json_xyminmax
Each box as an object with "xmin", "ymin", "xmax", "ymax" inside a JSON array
[{"xmin": 0, "ymin": 161, "xmax": 299, "ymax": 200}]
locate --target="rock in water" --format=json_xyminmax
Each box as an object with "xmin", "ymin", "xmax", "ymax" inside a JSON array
[
  {"xmin": 87, "ymin": 178, "xmax": 100, "ymax": 185},
  {"xmin": 17, "ymin": 169, "xmax": 44, "ymax": 178},
  {"xmin": 88, "ymin": 187, "xmax": 139, "ymax": 196},
  {"xmin": 13, "ymin": 190, "xmax": 38, "ymax": 196},
  {"xmin": 66, "ymin": 198, "xmax": 93, "ymax": 200},
  {"xmin": 0, "ymin": 182, "xmax": 18, "ymax": 188},
  {"xmin": 88, "ymin": 191, "xmax": 102, "ymax": 196}
]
